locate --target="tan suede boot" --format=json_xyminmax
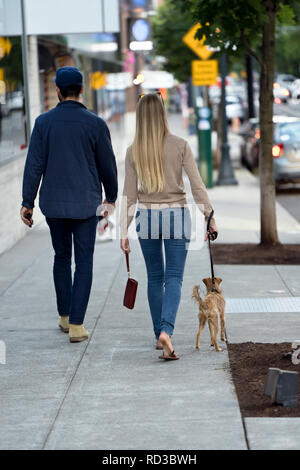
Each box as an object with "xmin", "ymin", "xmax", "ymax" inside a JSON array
[
  {"xmin": 69, "ymin": 324, "xmax": 89, "ymax": 343},
  {"xmin": 58, "ymin": 316, "xmax": 69, "ymax": 333}
]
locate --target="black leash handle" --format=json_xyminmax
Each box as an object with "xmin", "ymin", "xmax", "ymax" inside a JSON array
[{"xmin": 206, "ymin": 209, "xmax": 217, "ymax": 241}]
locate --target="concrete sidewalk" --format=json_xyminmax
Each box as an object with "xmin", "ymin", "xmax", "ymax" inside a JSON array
[
  {"xmin": 0, "ymin": 227, "xmax": 246, "ymax": 450},
  {"xmin": 0, "ymin": 115, "xmax": 299, "ymax": 450},
  {"xmin": 0, "ymin": 220, "xmax": 299, "ymax": 450}
]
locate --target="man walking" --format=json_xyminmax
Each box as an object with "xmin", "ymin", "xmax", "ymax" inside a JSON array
[{"xmin": 21, "ymin": 66, "xmax": 118, "ymax": 343}]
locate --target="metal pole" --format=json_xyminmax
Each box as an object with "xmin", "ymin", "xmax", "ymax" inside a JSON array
[
  {"xmin": 21, "ymin": 0, "xmax": 31, "ymax": 146},
  {"xmin": 196, "ymin": 85, "xmax": 213, "ymax": 188},
  {"xmin": 216, "ymin": 53, "xmax": 238, "ymax": 186},
  {"xmin": 246, "ymin": 54, "xmax": 255, "ymax": 119}
]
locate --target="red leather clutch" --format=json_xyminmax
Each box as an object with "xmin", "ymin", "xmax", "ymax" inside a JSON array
[{"xmin": 123, "ymin": 252, "xmax": 138, "ymax": 309}]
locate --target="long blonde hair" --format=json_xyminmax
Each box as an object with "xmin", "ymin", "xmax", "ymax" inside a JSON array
[{"xmin": 131, "ymin": 93, "xmax": 169, "ymax": 193}]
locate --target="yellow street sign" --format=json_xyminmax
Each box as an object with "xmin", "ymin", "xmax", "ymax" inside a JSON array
[
  {"xmin": 192, "ymin": 60, "xmax": 218, "ymax": 86},
  {"xmin": 90, "ymin": 71, "xmax": 107, "ymax": 90},
  {"xmin": 0, "ymin": 37, "xmax": 12, "ymax": 59},
  {"xmin": 182, "ymin": 24, "xmax": 213, "ymax": 60}
]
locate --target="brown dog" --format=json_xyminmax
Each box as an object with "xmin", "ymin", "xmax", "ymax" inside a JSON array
[{"xmin": 192, "ymin": 277, "xmax": 226, "ymax": 352}]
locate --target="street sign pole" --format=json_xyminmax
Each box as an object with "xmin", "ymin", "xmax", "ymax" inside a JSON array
[
  {"xmin": 182, "ymin": 24, "xmax": 217, "ymax": 188},
  {"xmin": 216, "ymin": 53, "xmax": 238, "ymax": 186},
  {"xmin": 196, "ymin": 104, "xmax": 213, "ymax": 188},
  {"xmin": 246, "ymin": 54, "xmax": 255, "ymax": 119},
  {"xmin": 191, "ymin": 60, "xmax": 217, "ymax": 188}
]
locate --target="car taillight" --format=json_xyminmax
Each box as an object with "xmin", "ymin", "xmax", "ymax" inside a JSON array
[
  {"xmin": 274, "ymin": 97, "xmax": 282, "ymax": 104},
  {"xmin": 272, "ymin": 143, "xmax": 284, "ymax": 158}
]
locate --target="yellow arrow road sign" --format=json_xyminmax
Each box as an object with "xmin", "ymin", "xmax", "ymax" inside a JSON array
[{"xmin": 182, "ymin": 23, "xmax": 213, "ymax": 60}]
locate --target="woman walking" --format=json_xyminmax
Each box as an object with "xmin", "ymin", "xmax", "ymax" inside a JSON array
[{"xmin": 120, "ymin": 93, "xmax": 217, "ymax": 360}]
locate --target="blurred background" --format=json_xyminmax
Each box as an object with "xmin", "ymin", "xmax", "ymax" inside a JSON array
[{"xmin": 0, "ymin": 0, "xmax": 299, "ymax": 254}]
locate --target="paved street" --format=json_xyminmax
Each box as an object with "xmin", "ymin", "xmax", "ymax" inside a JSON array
[
  {"xmin": 277, "ymin": 185, "xmax": 300, "ymax": 223},
  {"xmin": 274, "ymin": 101, "xmax": 300, "ymax": 118}
]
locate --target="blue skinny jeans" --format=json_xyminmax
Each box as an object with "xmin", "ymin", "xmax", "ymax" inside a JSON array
[{"xmin": 136, "ymin": 208, "xmax": 191, "ymax": 339}]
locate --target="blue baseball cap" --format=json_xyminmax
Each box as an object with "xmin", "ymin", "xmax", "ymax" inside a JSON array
[{"xmin": 54, "ymin": 67, "xmax": 83, "ymax": 90}]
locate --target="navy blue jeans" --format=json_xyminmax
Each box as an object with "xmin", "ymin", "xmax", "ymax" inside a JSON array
[
  {"xmin": 46, "ymin": 216, "xmax": 98, "ymax": 325},
  {"xmin": 136, "ymin": 208, "xmax": 191, "ymax": 339}
]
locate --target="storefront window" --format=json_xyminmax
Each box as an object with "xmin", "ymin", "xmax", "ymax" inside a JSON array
[
  {"xmin": 0, "ymin": 0, "xmax": 25, "ymax": 164},
  {"xmin": 0, "ymin": 34, "xmax": 25, "ymax": 164}
]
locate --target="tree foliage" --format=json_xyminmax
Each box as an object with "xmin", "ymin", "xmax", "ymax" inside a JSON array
[
  {"xmin": 151, "ymin": 0, "xmax": 199, "ymax": 82},
  {"xmin": 275, "ymin": 26, "xmax": 300, "ymax": 76},
  {"xmin": 171, "ymin": 0, "xmax": 300, "ymax": 70},
  {"xmin": 0, "ymin": 37, "xmax": 23, "ymax": 90},
  {"xmin": 170, "ymin": 0, "xmax": 300, "ymax": 246}
]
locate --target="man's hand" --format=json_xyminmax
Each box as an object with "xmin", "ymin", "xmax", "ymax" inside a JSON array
[
  {"xmin": 20, "ymin": 207, "xmax": 33, "ymax": 227},
  {"xmin": 120, "ymin": 238, "xmax": 130, "ymax": 253},
  {"xmin": 101, "ymin": 199, "xmax": 116, "ymax": 218},
  {"xmin": 204, "ymin": 220, "xmax": 218, "ymax": 242}
]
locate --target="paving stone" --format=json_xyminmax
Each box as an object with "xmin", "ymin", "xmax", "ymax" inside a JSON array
[{"xmin": 245, "ymin": 418, "xmax": 300, "ymax": 450}]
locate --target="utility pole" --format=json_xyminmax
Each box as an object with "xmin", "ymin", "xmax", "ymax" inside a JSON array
[
  {"xmin": 21, "ymin": 0, "xmax": 31, "ymax": 146},
  {"xmin": 216, "ymin": 53, "xmax": 238, "ymax": 186}
]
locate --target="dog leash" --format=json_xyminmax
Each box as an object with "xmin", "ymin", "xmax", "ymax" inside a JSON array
[{"xmin": 207, "ymin": 209, "xmax": 218, "ymax": 292}]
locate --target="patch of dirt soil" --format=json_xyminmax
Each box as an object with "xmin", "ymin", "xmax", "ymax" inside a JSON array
[
  {"xmin": 228, "ymin": 342, "xmax": 300, "ymax": 417},
  {"xmin": 212, "ymin": 244, "xmax": 300, "ymax": 264}
]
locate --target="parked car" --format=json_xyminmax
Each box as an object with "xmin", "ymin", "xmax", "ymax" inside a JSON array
[
  {"xmin": 7, "ymin": 91, "xmax": 24, "ymax": 112},
  {"xmin": 273, "ymin": 118, "xmax": 300, "ymax": 186},
  {"xmin": 276, "ymin": 74, "xmax": 298, "ymax": 93},
  {"xmin": 290, "ymin": 79, "xmax": 300, "ymax": 100},
  {"xmin": 239, "ymin": 118, "xmax": 260, "ymax": 169},
  {"xmin": 273, "ymin": 81, "xmax": 291, "ymax": 103},
  {"xmin": 240, "ymin": 116, "xmax": 300, "ymax": 187},
  {"xmin": 226, "ymin": 95, "xmax": 247, "ymax": 121},
  {"xmin": 212, "ymin": 94, "xmax": 247, "ymax": 124}
]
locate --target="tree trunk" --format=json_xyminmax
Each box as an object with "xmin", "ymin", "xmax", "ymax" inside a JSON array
[{"xmin": 259, "ymin": 0, "xmax": 280, "ymax": 246}]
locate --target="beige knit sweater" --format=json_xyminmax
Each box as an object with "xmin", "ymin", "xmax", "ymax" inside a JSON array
[{"xmin": 120, "ymin": 133, "xmax": 215, "ymax": 237}]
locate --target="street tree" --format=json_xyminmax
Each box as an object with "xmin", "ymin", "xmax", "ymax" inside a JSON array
[
  {"xmin": 172, "ymin": 0, "xmax": 300, "ymax": 246},
  {"xmin": 151, "ymin": 0, "xmax": 196, "ymax": 83},
  {"xmin": 0, "ymin": 38, "xmax": 23, "ymax": 91}
]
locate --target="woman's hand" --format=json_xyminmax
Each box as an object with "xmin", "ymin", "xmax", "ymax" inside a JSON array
[
  {"xmin": 121, "ymin": 238, "xmax": 131, "ymax": 253},
  {"xmin": 204, "ymin": 220, "xmax": 218, "ymax": 242}
]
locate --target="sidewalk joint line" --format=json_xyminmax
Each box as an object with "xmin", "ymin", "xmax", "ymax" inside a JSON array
[
  {"xmin": 241, "ymin": 416, "xmax": 251, "ymax": 450},
  {"xmin": 41, "ymin": 252, "xmax": 124, "ymax": 450},
  {"xmin": 274, "ymin": 265, "xmax": 295, "ymax": 297}
]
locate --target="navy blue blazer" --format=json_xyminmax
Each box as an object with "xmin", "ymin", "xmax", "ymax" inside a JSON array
[{"xmin": 22, "ymin": 100, "xmax": 118, "ymax": 219}]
